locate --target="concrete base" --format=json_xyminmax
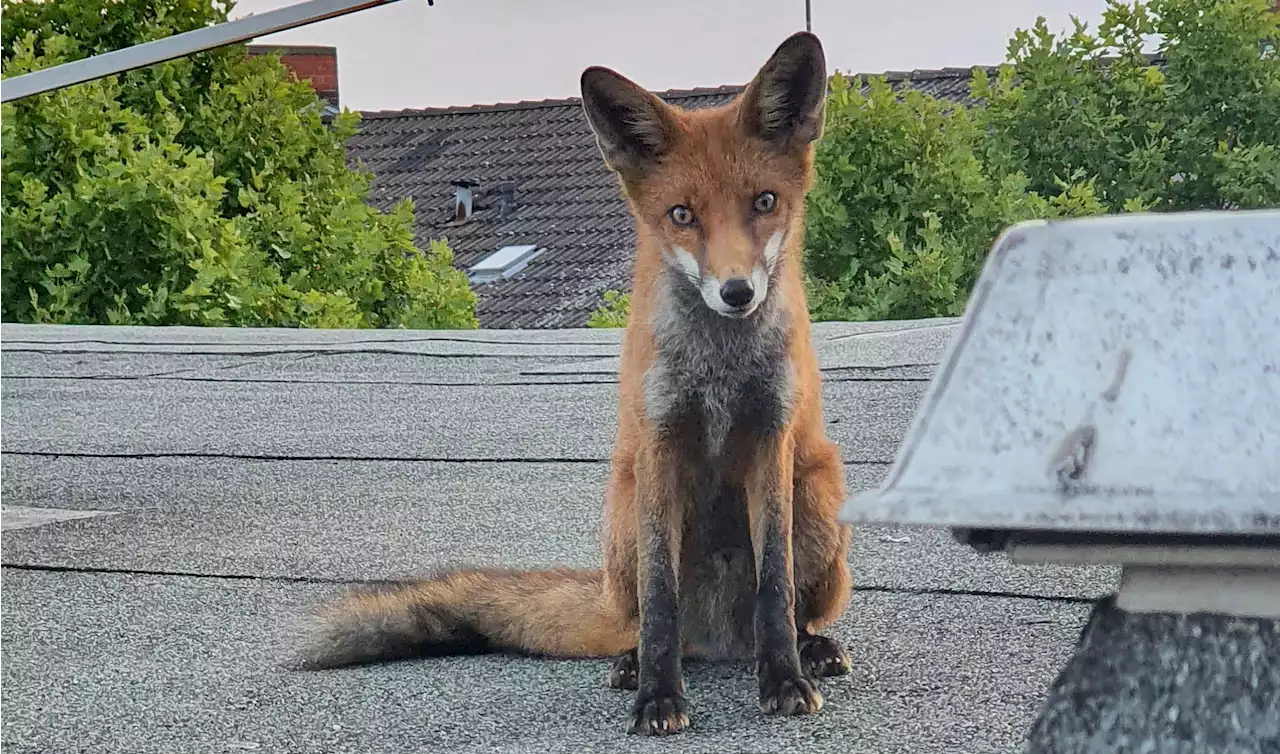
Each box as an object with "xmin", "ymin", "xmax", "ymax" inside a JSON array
[{"xmin": 1024, "ymin": 595, "xmax": 1280, "ymax": 754}]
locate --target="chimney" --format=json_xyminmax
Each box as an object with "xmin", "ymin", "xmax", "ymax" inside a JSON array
[
  {"xmin": 247, "ymin": 45, "xmax": 340, "ymax": 108},
  {"xmin": 495, "ymin": 182, "xmax": 517, "ymax": 221},
  {"xmin": 452, "ymin": 179, "xmax": 480, "ymax": 222}
]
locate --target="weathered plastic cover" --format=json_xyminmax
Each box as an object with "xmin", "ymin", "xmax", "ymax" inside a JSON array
[{"xmin": 840, "ymin": 210, "xmax": 1280, "ymax": 536}]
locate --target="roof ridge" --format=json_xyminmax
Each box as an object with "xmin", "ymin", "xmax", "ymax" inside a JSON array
[
  {"xmin": 358, "ymin": 83, "xmax": 744, "ymax": 119},
  {"xmin": 354, "ymin": 61, "xmax": 1018, "ymax": 120},
  {"xmin": 358, "ymin": 49, "xmax": 1174, "ymax": 120},
  {"xmin": 872, "ymin": 65, "xmax": 1000, "ymax": 81}
]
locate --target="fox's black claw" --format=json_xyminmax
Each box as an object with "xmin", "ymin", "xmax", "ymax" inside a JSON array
[{"xmin": 626, "ymin": 691, "xmax": 690, "ymax": 736}]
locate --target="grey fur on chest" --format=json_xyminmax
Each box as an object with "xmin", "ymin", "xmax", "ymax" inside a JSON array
[{"xmin": 643, "ymin": 275, "xmax": 795, "ymax": 456}]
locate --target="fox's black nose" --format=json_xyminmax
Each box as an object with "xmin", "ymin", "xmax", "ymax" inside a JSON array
[{"xmin": 720, "ymin": 277, "xmax": 755, "ymax": 308}]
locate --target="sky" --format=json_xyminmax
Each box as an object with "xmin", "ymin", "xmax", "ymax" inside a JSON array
[{"xmin": 231, "ymin": 0, "xmax": 1113, "ymax": 112}]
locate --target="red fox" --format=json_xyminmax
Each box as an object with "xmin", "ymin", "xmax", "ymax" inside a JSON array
[{"xmin": 295, "ymin": 31, "xmax": 854, "ymax": 737}]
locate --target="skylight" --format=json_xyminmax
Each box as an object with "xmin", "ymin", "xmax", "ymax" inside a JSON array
[{"xmin": 468, "ymin": 244, "xmax": 543, "ymax": 284}]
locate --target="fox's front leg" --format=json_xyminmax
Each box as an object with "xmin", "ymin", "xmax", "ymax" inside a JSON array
[
  {"xmin": 626, "ymin": 440, "xmax": 690, "ymax": 736},
  {"xmin": 747, "ymin": 431, "xmax": 824, "ymax": 716}
]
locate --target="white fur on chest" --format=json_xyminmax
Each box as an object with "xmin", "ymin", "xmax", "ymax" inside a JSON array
[{"xmin": 643, "ymin": 278, "xmax": 795, "ymax": 456}]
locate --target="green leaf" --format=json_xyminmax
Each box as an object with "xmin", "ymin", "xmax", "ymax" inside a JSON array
[
  {"xmin": 803, "ymin": 0, "xmax": 1280, "ymax": 323},
  {"xmin": 1, "ymin": 0, "xmax": 477, "ymax": 330}
]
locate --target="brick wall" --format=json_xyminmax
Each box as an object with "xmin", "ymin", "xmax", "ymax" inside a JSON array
[{"xmin": 247, "ymin": 45, "xmax": 339, "ymax": 108}]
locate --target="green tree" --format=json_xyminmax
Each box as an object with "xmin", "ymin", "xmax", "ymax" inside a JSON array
[
  {"xmin": 1, "ymin": 0, "xmax": 478, "ymax": 329},
  {"xmin": 586, "ymin": 289, "xmax": 632, "ymax": 328},
  {"xmin": 974, "ymin": 0, "xmax": 1280, "ymax": 212},
  {"xmin": 803, "ymin": 73, "xmax": 1111, "ymax": 322},
  {"xmin": 806, "ymin": 0, "xmax": 1280, "ymax": 322}
]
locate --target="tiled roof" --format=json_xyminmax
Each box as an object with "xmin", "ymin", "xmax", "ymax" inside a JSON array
[{"xmin": 348, "ymin": 67, "xmax": 995, "ymax": 329}]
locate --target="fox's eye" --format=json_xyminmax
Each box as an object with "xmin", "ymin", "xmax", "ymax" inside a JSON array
[
  {"xmin": 669, "ymin": 205, "xmax": 695, "ymax": 226},
  {"xmin": 753, "ymin": 191, "xmax": 777, "ymax": 214}
]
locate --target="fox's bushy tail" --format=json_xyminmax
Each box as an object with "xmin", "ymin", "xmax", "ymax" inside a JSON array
[{"xmin": 294, "ymin": 568, "xmax": 636, "ymax": 670}]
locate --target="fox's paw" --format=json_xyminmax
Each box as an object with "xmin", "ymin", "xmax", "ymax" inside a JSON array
[
  {"xmin": 607, "ymin": 649, "xmax": 638, "ymax": 690},
  {"xmin": 758, "ymin": 666, "xmax": 824, "ymax": 716},
  {"xmin": 625, "ymin": 690, "xmax": 689, "ymax": 736},
  {"xmin": 799, "ymin": 633, "xmax": 851, "ymax": 680}
]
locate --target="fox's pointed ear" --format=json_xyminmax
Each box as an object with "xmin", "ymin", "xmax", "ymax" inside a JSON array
[
  {"xmin": 580, "ymin": 66, "xmax": 676, "ymax": 178},
  {"xmin": 739, "ymin": 32, "xmax": 828, "ymax": 151}
]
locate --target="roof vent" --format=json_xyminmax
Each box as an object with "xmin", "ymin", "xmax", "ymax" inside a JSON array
[
  {"xmin": 468, "ymin": 244, "xmax": 544, "ymax": 284},
  {"xmin": 495, "ymin": 182, "xmax": 517, "ymax": 221},
  {"xmin": 452, "ymin": 179, "xmax": 480, "ymax": 222}
]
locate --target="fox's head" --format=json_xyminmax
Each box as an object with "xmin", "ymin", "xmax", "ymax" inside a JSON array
[{"xmin": 580, "ymin": 32, "xmax": 827, "ymax": 320}]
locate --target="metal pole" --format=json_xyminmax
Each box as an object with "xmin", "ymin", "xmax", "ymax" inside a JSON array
[
  {"xmin": 805, "ymin": 0, "xmax": 812, "ymax": 32},
  {"xmin": 0, "ymin": 0, "xmax": 422, "ymax": 104}
]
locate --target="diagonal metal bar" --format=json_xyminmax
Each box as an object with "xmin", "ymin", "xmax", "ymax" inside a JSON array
[{"xmin": 0, "ymin": 0, "xmax": 425, "ymax": 104}]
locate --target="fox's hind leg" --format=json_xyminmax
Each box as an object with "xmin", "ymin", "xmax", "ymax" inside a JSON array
[
  {"xmin": 608, "ymin": 644, "xmax": 706, "ymax": 691},
  {"xmin": 798, "ymin": 630, "xmax": 851, "ymax": 679},
  {"xmin": 608, "ymin": 648, "xmax": 639, "ymax": 690}
]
